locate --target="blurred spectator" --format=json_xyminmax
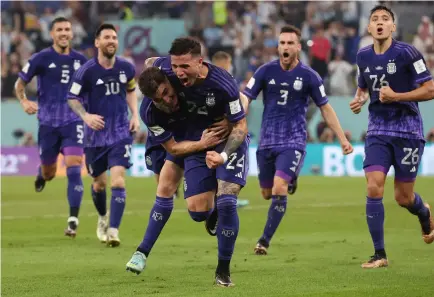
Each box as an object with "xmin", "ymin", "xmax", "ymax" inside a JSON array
[
  {"xmin": 118, "ymin": 2, "xmax": 134, "ymax": 21},
  {"xmin": 122, "ymin": 48, "xmax": 135, "ymax": 65},
  {"xmin": 21, "ymin": 132, "xmax": 36, "ymax": 146},
  {"xmin": 328, "ymin": 53, "xmax": 355, "ymax": 96},
  {"xmin": 309, "ymin": 25, "xmax": 331, "ymax": 79},
  {"xmin": 412, "ymin": 16, "xmax": 433, "ymax": 58},
  {"xmin": 426, "ymin": 128, "xmax": 434, "ymax": 142}
]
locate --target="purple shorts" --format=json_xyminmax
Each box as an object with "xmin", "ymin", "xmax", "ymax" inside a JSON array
[
  {"xmin": 183, "ymin": 137, "xmax": 250, "ymax": 199},
  {"xmin": 84, "ymin": 138, "xmax": 133, "ymax": 178},
  {"xmin": 145, "ymin": 146, "xmax": 185, "ymax": 175},
  {"xmin": 364, "ymin": 135, "xmax": 425, "ymax": 182},
  {"xmin": 38, "ymin": 121, "xmax": 84, "ymax": 165},
  {"xmin": 256, "ymin": 147, "xmax": 306, "ymax": 189}
]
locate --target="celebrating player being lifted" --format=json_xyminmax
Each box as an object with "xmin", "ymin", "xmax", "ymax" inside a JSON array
[
  {"xmin": 243, "ymin": 25, "xmax": 353, "ymax": 255},
  {"xmin": 350, "ymin": 5, "xmax": 434, "ymax": 269},
  {"xmin": 15, "ymin": 17, "xmax": 87, "ymax": 237},
  {"xmin": 126, "ymin": 38, "xmax": 249, "ymax": 287},
  {"xmin": 67, "ymin": 24, "xmax": 140, "ymax": 247}
]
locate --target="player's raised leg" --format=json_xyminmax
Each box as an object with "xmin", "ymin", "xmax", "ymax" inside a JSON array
[
  {"xmin": 361, "ymin": 136, "xmax": 391, "ymax": 269},
  {"xmin": 126, "ymin": 160, "xmax": 182, "ymax": 274},
  {"xmin": 63, "ymin": 152, "xmax": 84, "ymax": 237},
  {"xmin": 35, "ymin": 125, "xmax": 60, "ymax": 192},
  {"xmin": 393, "ymin": 141, "xmax": 434, "ymax": 243}
]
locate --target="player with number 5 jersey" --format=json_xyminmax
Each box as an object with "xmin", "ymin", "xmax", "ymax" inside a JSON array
[
  {"xmin": 15, "ymin": 17, "xmax": 87, "ymax": 238},
  {"xmin": 67, "ymin": 24, "xmax": 139, "ymax": 247},
  {"xmin": 350, "ymin": 5, "xmax": 434, "ymax": 269},
  {"xmin": 243, "ymin": 25, "xmax": 353, "ymax": 256}
]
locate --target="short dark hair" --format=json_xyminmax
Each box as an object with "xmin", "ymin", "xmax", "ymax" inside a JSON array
[
  {"xmin": 169, "ymin": 37, "xmax": 201, "ymax": 56},
  {"xmin": 50, "ymin": 17, "xmax": 70, "ymax": 30},
  {"xmin": 370, "ymin": 4, "xmax": 395, "ymax": 22},
  {"xmin": 138, "ymin": 67, "xmax": 167, "ymax": 98},
  {"xmin": 212, "ymin": 51, "xmax": 232, "ymax": 62},
  {"xmin": 280, "ymin": 25, "xmax": 301, "ymax": 41},
  {"xmin": 95, "ymin": 23, "xmax": 117, "ymax": 38}
]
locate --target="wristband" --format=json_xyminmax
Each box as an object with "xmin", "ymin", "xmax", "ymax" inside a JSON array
[{"xmin": 220, "ymin": 152, "xmax": 228, "ymax": 163}]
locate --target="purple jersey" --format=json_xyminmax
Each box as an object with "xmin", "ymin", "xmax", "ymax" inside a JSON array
[
  {"xmin": 140, "ymin": 96, "xmax": 189, "ymax": 150},
  {"xmin": 154, "ymin": 57, "xmax": 245, "ymax": 141},
  {"xmin": 243, "ymin": 60, "xmax": 328, "ymax": 150},
  {"xmin": 357, "ymin": 40, "xmax": 432, "ymax": 140},
  {"xmin": 18, "ymin": 47, "xmax": 87, "ymax": 127},
  {"xmin": 67, "ymin": 57, "xmax": 136, "ymax": 148}
]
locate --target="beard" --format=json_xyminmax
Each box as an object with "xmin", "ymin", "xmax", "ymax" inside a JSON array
[{"xmin": 102, "ymin": 47, "xmax": 116, "ymax": 59}]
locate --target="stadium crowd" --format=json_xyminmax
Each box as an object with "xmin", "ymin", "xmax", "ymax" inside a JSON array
[{"xmin": 2, "ymin": 1, "xmax": 434, "ymax": 142}]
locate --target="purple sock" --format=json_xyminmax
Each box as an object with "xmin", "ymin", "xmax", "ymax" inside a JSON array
[
  {"xmin": 260, "ymin": 195, "xmax": 287, "ymax": 246},
  {"xmin": 216, "ymin": 195, "xmax": 239, "ymax": 262},
  {"xmin": 91, "ymin": 186, "xmax": 107, "ymax": 216},
  {"xmin": 407, "ymin": 193, "xmax": 431, "ymax": 234},
  {"xmin": 66, "ymin": 166, "xmax": 83, "ymax": 217},
  {"xmin": 109, "ymin": 187, "xmax": 126, "ymax": 228},
  {"xmin": 138, "ymin": 196, "xmax": 174, "ymax": 257},
  {"xmin": 366, "ymin": 197, "xmax": 385, "ymax": 252}
]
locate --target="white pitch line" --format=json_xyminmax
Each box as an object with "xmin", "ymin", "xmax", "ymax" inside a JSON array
[{"xmin": 1, "ymin": 202, "xmax": 363, "ymax": 220}]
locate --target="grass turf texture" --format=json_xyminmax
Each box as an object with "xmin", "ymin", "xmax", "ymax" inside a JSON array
[{"xmin": 2, "ymin": 176, "xmax": 433, "ymax": 297}]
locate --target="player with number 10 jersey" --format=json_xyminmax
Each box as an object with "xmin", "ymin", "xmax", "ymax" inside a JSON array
[{"xmin": 243, "ymin": 25, "xmax": 353, "ymax": 256}]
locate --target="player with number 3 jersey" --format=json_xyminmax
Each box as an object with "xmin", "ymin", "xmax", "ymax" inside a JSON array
[
  {"xmin": 15, "ymin": 17, "xmax": 87, "ymax": 238},
  {"xmin": 243, "ymin": 25, "xmax": 353, "ymax": 256},
  {"xmin": 350, "ymin": 5, "xmax": 434, "ymax": 269},
  {"xmin": 67, "ymin": 24, "xmax": 139, "ymax": 247}
]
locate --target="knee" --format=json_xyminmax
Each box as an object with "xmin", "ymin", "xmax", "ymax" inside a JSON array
[
  {"xmin": 272, "ymin": 178, "xmax": 288, "ymax": 196},
  {"xmin": 366, "ymin": 179, "xmax": 384, "ymax": 198},
  {"xmin": 111, "ymin": 176, "xmax": 125, "ymax": 189},
  {"xmin": 157, "ymin": 181, "xmax": 177, "ymax": 197},
  {"xmin": 394, "ymin": 190, "xmax": 413, "ymax": 207},
  {"xmin": 188, "ymin": 210, "xmax": 209, "ymax": 222},
  {"xmin": 93, "ymin": 180, "xmax": 107, "ymax": 192},
  {"xmin": 261, "ymin": 188, "xmax": 272, "ymax": 200},
  {"xmin": 65, "ymin": 156, "xmax": 82, "ymax": 167}
]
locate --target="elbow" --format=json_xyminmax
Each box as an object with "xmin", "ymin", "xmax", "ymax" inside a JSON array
[{"xmin": 426, "ymin": 84, "xmax": 434, "ymax": 100}]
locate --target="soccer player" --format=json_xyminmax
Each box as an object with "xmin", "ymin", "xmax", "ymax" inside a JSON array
[
  {"xmin": 15, "ymin": 17, "xmax": 87, "ymax": 237},
  {"xmin": 67, "ymin": 23, "xmax": 139, "ymax": 247},
  {"xmin": 243, "ymin": 25, "xmax": 353, "ymax": 255},
  {"xmin": 349, "ymin": 5, "xmax": 434, "ymax": 268},
  {"xmin": 127, "ymin": 38, "xmax": 248, "ymax": 287},
  {"xmin": 212, "ymin": 51, "xmax": 250, "ymax": 209}
]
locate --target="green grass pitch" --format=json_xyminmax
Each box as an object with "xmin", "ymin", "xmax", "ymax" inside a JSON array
[{"xmin": 2, "ymin": 176, "xmax": 433, "ymax": 296}]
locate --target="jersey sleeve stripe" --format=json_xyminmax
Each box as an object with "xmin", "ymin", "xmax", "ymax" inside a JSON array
[
  {"xmin": 300, "ymin": 64, "xmax": 322, "ymax": 82},
  {"xmin": 18, "ymin": 72, "xmax": 30, "ymax": 83},
  {"xmin": 76, "ymin": 60, "xmax": 96, "ymax": 80},
  {"xmin": 357, "ymin": 45, "xmax": 371, "ymax": 55},
  {"xmin": 415, "ymin": 76, "xmax": 432, "ymax": 84}
]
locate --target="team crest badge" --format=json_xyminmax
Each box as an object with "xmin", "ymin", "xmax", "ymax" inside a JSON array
[
  {"xmin": 206, "ymin": 93, "xmax": 215, "ymax": 107},
  {"xmin": 146, "ymin": 156, "xmax": 152, "ymax": 166},
  {"xmin": 293, "ymin": 77, "xmax": 303, "ymax": 91},
  {"xmin": 387, "ymin": 62, "xmax": 396, "ymax": 74},
  {"xmin": 73, "ymin": 60, "xmax": 81, "ymax": 70},
  {"xmin": 119, "ymin": 71, "xmax": 127, "ymax": 83}
]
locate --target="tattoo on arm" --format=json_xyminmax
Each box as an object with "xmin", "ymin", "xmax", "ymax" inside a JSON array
[
  {"xmin": 68, "ymin": 99, "xmax": 87, "ymax": 118},
  {"xmin": 14, "ymin": 78, "xmax": 28, "ymax": 102},
  {"xmin": 222, "ymin": 126, "xmax": 246, "ymax": 156}
]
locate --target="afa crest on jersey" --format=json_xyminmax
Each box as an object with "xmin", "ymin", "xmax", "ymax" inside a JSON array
[
  {"xmin": 387, "ymin": 62, "xmax": 396, "ymax": 74},
  {"xmin": 73, "ymin": 60, "xmax": 81, "ymax": 70},
  {"xmin": 293, "ymin": 78, "xmax": 303, "ymax": 91},
  {"xmin": 119, "ymin": 71, "xmax": 127, "ymax": 83},
  {"xmin": 206, "ymin": 93, "xmax": 215, "ymax": 107},
  {"xmin": 146, "ymin": 155, "xmax": 152, "ymax": 166}
]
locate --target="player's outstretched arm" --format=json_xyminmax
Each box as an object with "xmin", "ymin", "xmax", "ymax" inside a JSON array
[
  {"xmin": 14, "ymin": 77, "xmax": 38, "ymax": 115},
  {"xmin": 162, "ymin": 130, "xmax": 225, "ymax": 157},
  {"xmin": 320, "ymin": 103, "xmax": 353, "ymax": 155},
  {"xmin": 380, "ymin": 80, "xmax": 434, "ymax": 103},
  {"xmin": 144, "ymin": 57, "xmax": 160, "ymax": 69},
  {"xmin": 126, "ymin": 90, "xmax": 140, "ymax": 133}
]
